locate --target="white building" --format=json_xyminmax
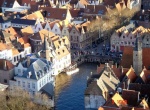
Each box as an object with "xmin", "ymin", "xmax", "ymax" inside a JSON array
[{"xmin": 10, "ymin": 57, "xmax": 54, "ymax": 96}]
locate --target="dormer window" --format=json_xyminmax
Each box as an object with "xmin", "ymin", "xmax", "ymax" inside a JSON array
[
  {"xmin": 62, "ymin": 50, "xmax": 65, "ymax": 53},
  {"xmin": 62, "ymin": 14, "xmax": 65, "ymax": 17},
  {"xmin": 48, "ymin": 13, "xmax": 50, "ymax": 16}
]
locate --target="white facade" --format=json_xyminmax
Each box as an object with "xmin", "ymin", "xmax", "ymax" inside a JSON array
[
  {"xmin": 0, "ymin": 49, "xmax": 12, "ymax": 60},
  {"xmin": 0, "ymin": 22, "xmax": 11, "ymax": 30},
  {"xmin": 54, "ymin": 53, "xmax": 71, "ymax": 75},
  {"xmin": 10, "ymin": 58, "xmax": 54, "ymax": 94},
  {"xmin": 51, "ymin": 23, "xmax": 62, "ymax": 37},
  {"xmin": 34, "ymin": 22, "xmax": 44, "ymax": 33},
  {"xmin": 44, "ymin": 22, "xmax": 52, "ymax": 32}
]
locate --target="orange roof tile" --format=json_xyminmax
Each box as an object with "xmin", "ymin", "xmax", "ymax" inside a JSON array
[
  {"xmin": 126, "ymin": 67, "xmax": 137, "ymax": 81},
  {"xmin": 12, "ymin": 48, "xmax": 19, "ymax": 56}
]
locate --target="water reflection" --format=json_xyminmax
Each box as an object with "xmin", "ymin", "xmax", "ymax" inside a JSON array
[{"xmin": 55, "ymin": 63, "xmax": 98, "ymax": 110}]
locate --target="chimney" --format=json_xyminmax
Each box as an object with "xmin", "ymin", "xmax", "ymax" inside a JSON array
[
  {"xmin": 121, "ymin": 66, "xmax": 124, "ymax": 74},
  {"xmin": 62, "ymin": 38, "xmax": 65, "ymax": 43},
  {"xmin": 3, "ymin": 60, "xmax": 7, "ymax": 70},
  {"xmin": 93, "ymin": 5, "xmax": 95, "ymax": 12},
  {"xmin": 115, "ymin": 63, "xmax": 118, "ymax": 68},
  {"xmin": 27, "ymin": 56, "xmax": 30, "ymax": 67},
  {"xmin": 59, "ymin": 40, "xmax": 61, "ymax": 45},
  {"xmin": 28, "ymin": 72, "xmax": 32, "ymax": 78}
]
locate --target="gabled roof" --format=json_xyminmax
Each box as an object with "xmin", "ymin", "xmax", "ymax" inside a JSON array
[
  {"xmin": 22, "ymin": 11, "xmax": 44, "ymax": 22},
  {"xmin": 19, "ymin": 58, "xmax": 51, "ymax": 80},
  {"xmin": 30, "ymin": 29, "xmax": 55, "ymax": 42},
  {"xmin": 11, "ymin": 18, "xmax": 36, "ymax": 25},
  {"xmin": 122, "ymin": 89, "xmax": 139, "ymax": 106},
  {"xmin": 84, "ymin": 5, "xmax": 107, "ymax": 15},
  {"xmin": 129, "ymin": 83, "xmax": 150, "ymax": 96},
  {"xmin": 97, "ymin": 63, "xmax": 120, "ymax": 93},
  {"xmin": 121, "ymin": 47, "xmax": 150, "ymax": 70},
  {"xmin": 40, "ymin": 7, "xmax": 69, "ymax": 20},
  {"xmin": 0, "ymin": 59, "xmax": 14, "ymax": 70},
  {"xmin": 125, "ymin": 67, "xmax": 137, "ymax": 82},
  {"xmin": 21, "ymin": 26, "xmax": 34, "ymax": 36}
]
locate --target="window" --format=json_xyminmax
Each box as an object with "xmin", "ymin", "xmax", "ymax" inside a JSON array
[
  {"xmin": 23, "ymin": 82, "xmax": 25, "ymax": 87},
  {"xmin": 28, "ymin": 83, "xmax": 30, "ymax": 88},
  {"xmin": 55, "ymin": 29, "xmax": 57, "ymax": 32},
  {"xmin": 128, "ymin": 42, "xmax": 130, "ymax": 44},
  {"xmin": 40, "ymin": 81, "xmax": 41, "ymax": 87},
  {"xmin": 32, "ymin": 83, "xmax": 35, "ymax": 89},
  {"xmin": 123, "ymin": 36, "xmax": 125, "ymax": 38},
  {"xmin": 130, "ymin": 37, "xmax": 132, "ymax": 39},
  {"xmin": 18, "ymin": 69, "xmax": 21, "ymax": 73},
  {"xmin": 14, "ymin": 57, "xmax": 16, "ymax": 62},
  {"xmin": 48, "ymin": 13, "xmax": 50, "ymax": 16},
  {"xmin": 4, "ymin": 79, "xmax": 7, "ymax": 83},
  {"xmin": 132, "ymin": 42, "xmax": 134, "ymax": 45},
  {"xmin": 18, "ymin": 81, "xmax": 20, "ymax": 86},
  {"xmin": 147, "ymin": 39, "xmax": 149, "ymax": 41}
]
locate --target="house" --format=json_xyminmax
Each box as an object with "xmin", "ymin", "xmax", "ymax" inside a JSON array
[
  {"xmin": 0, "ymin": 15, "xmax": 14, "ymax": 30},
  {"xmin": 0, "ymin": 59, "xmax": 14, "ymax": 85},
  {"xmin": 141, "ymin": 0, "xmax": 150, "ymax": 10},
  {"xmin": 53, "ymin": 37, "xmax": 71, "ymax": 74},
  {"xmin": 84, "ymin": 63, "xmax": 120, "ymax": 109},
  {"xmin": 110, "ymin": 24, "xmax": 150, "ymax": 52},
  {"xmin": 40, "ymin": 7, "xmax": 72, "ymax": 22},
  {"xmin": 9, "ymin": 56, "xmax": 54, "ymax": 96},
  {"xmin": 120, "ymin": 37, "xmax": 150, "ymax": 75},
  {"xmin": 21, "ymin": 10, "xmax": 45, "ymax": 22},
  {"xmin": 75, "ymin": 0, "xmax": 89, "ymax": 9},
  {"xmin": 99, "ymin": 91, "xmax": 149, "ymax": 110},
  {"xmin": 11, "ymin": 18, "xmax": 37, "ymax": 28},
  {"xmin": 83, "ymin": 5, "xmax": 107, "ymax": 16},
  {"xmin": 1, "ymin": 0, "xmax": 29, "ymax": 13},
  {"xmin": 70, "ymin": 21, "xmax": 91, "ymax": 49},
  {"xmin": 29, "ymin": 29, "xmax": 57, "ymax": 52},
  {"xmin": 131, "ymin": 10, "xmax": 150, "ymax": 28}
]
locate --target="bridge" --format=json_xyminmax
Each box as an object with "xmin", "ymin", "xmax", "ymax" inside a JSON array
[{"xmin": 73, "ymin": 55, "xmax": 121, "ymax": 66}]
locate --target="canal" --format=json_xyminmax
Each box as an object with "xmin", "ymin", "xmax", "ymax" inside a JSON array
[{"xmin": 55, "ymin": 63, "xmax": 98, "ymax": 110}]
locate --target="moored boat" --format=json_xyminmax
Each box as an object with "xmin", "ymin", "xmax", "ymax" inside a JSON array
[{"xmin": 66, "ymin": 68, "xmax": 79, "ymax": 75}]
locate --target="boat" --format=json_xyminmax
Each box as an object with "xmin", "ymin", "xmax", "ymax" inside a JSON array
[{"xmin": 66, "ymin": 68, "xmax": 79, "ymax": 75}]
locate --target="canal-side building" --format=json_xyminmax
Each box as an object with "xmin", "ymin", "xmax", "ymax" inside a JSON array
[
  {"xmin": 38, "ymin": 32, "xmax": 71, "ymax": 75},
  {"xmin": 0, "ymin": 59, "xmax": 14, "ymax": 85},
  {"xmin": 110, "ymin": 24, "xmax": 150, "ymax": 52},
  {"xmin": 84, "ymin": 63, "xmax": 120, "ymax": 109}
]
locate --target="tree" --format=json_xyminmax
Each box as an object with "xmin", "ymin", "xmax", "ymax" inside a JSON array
[
  {"xmin": 87, "ymin": 7, "xmax": 138, "ymax": 43},
  {"xmin": 0, "ymin": 88, "xmax": 52, "ymax": 110}
]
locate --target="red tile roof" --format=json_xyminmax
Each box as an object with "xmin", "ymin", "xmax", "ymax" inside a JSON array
[
  {"xmin": 122, "ymin": 89, "xmax": 139, "ymax": 106},
  {"xmin": 120, "ymin": 46, "xmax": 133, "ymax": 68},
  {"xmin": 126, "ymin": 67, "xmax": 137, "ymax": 82},
  {"xmin": 39, "ymin": 7, "xmax": 69, "ymax": 20},
  {"xmin": 0, "ymin": 59, "xmax": 14, "ymax": 70}
]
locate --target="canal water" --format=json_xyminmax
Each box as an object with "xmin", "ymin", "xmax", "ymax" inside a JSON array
[{"xmin": 55, "ymin": 63, "xmax": 98, "ymax": 110}]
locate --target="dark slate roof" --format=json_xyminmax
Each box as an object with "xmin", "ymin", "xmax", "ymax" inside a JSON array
[
  {"xmin": 17, "ymin": 58, "xmax": 51, "ymax": 80},
  {"xmin": 11, "ymin": 19, "xmax": 36, "ymax": 25},
  {"xmin": 40, "ymin": 83, "xmax": 54, "ymax": 98}
]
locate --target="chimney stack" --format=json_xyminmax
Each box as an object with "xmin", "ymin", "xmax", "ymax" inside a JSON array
[
  {"xmin": 59, "ymin": 40, "xmax": 61, "ymax": 45},
  {"xmin": 3, "ymin": 60, "xmax": 7, "ymax": 70},
  {"xmin": 121, "ymin": 66, "xmax": 124, "ymax": 74},
  {"xmin": 27, "ymin": 56, "xmax": 30, "ymax": 67}
]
